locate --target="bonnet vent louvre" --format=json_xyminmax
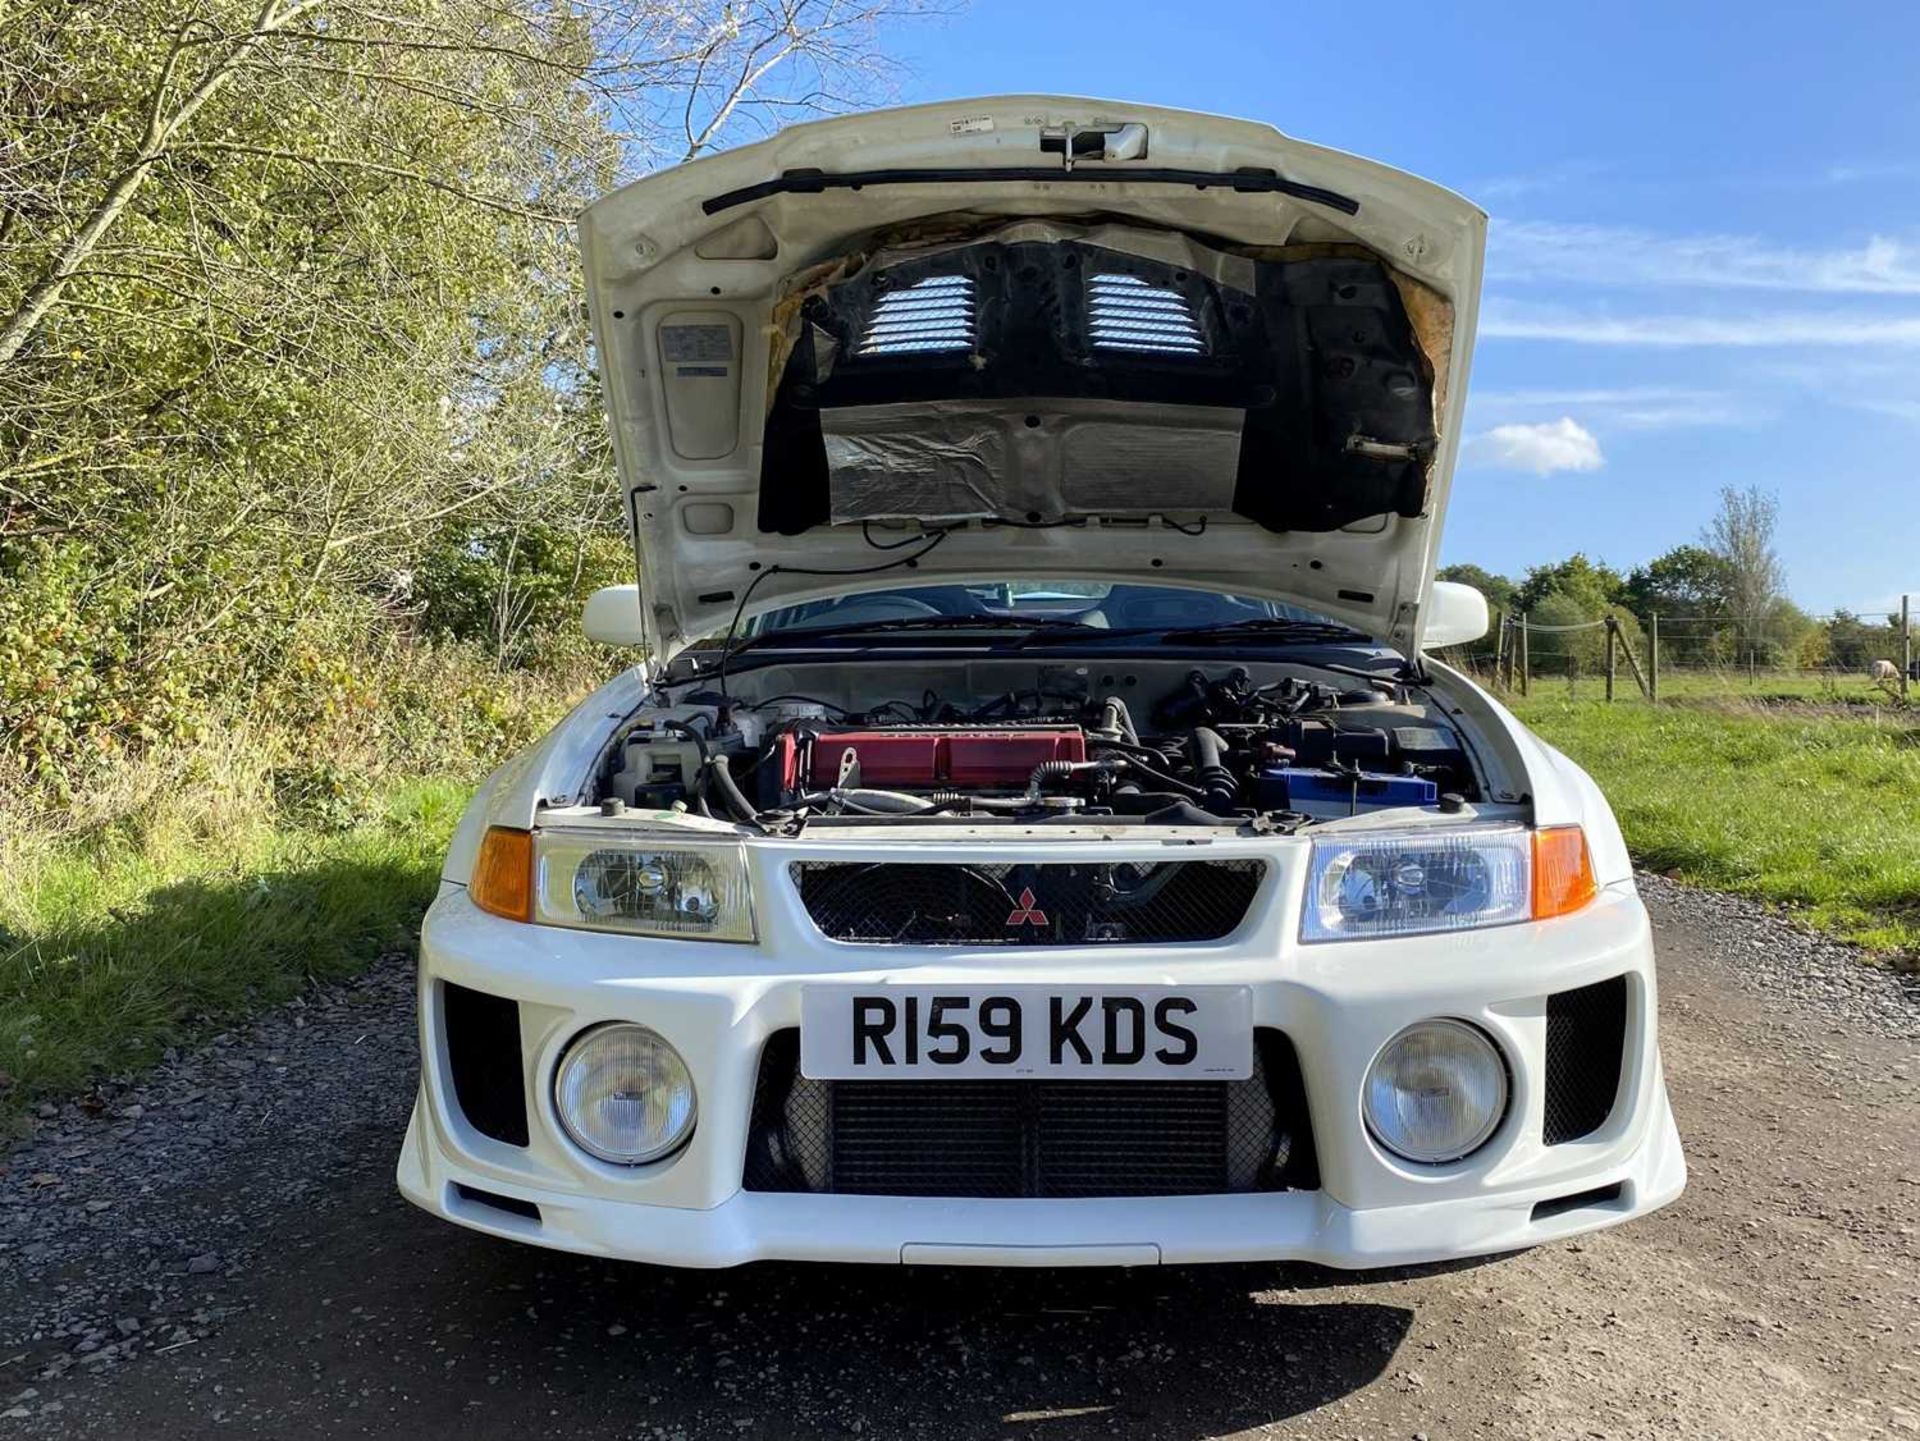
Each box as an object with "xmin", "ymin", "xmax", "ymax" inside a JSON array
[
  {"xmin": 856, "ymin": 274, "xmax": 975, "ymax": 355},
  {"xmin": 1087, "ymin": 273, "xmax": 1205, "ymax": 354}
]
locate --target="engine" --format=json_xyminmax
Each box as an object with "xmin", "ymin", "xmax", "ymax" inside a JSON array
[{"xmin": 602, "ymin": 667, "xmax": 1478, "ymax": 828}]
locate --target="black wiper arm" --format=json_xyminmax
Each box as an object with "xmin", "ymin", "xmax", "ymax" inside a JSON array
[
  {"xmin": 1157, "ymin": 618, "xmax": 1374, "ymax": 645},
  {"xmin": 732, "ymin": 614, "xmax": 1097, "ymax": 654}
]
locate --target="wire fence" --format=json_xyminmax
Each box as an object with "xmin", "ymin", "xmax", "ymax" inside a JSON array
[{"xmin": 1449, "ymin": 598, "xmax": 1917, "ymax": 708}]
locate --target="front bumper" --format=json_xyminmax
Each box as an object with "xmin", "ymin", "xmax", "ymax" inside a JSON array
[{"xmin": 397, "ymin": 853, "xmax": 1686, "ymax": 1269}]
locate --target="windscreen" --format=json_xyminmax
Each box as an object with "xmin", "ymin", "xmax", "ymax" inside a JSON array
[{"xmin": 740, "ymin": 582, "xmax": 1345, "ymax": 638}]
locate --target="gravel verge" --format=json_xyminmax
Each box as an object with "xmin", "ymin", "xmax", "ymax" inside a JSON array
[
  {"xmin": 1635, "ymin": 872, "xmax": 1919, "ymax": 1039},
  {"xmin": 0, "ymin": 953, "xmax": 417, "ymax": 1391}
]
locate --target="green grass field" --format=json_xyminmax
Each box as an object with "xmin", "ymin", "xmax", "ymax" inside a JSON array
[
  {"xmin": 1513, "ymin": 695, "xmax": 1920, "ymax": 961},
  {"xmin": 0, "ymin": 779, "xmax": 468, "ymax": 1121},
  {"xmin": 1509, "ymin": 665, "xmax": 1912, "ymax": 708}
]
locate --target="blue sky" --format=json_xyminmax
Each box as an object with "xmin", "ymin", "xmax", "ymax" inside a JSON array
[{"xmin": 888, "ymin": 0, "xmax": 1920, "ymax": 616}]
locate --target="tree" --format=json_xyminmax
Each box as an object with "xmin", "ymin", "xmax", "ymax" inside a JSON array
[
  {"xmin": 1621, "ymin": 545, "xmax": 1735, "ymax": 663},
  {"xmin": 1701, "ymin": 485, "xmax": 1787, "ymax": 666},
  {"xmin": 1823, "ymin": 609, "xmax": 1904, "ymax": 673},
  {"xmin": 0, "ymin": 0, "xmax": 941, "ymax": 784},
  {"xmin": 1521, "ymin": 588, "xmax": 1643, "ymax": 676},
  {"xmin": 1512, "ymin": 554, "xmax": 1629, "ymax": 616},
  {"xmin": 0, "ymin": 0, "xmax": 935, "ymax": 366},
  {"xmin": 1436, "ymin": 563, "xmax": 1516, "ymax": 614},
  {"xmin": 1622, "ymin": 545, "xmax": 1734, "ymax": 619}
]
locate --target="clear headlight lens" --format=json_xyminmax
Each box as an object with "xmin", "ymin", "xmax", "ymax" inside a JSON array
[
  {"xmin": 1302, "ymin": 825, "xmax": 1531, "ymax": 942},
  {"xmin": 553, "ymin": 1023, "xmax": 697, "ymax": 1165},
  {"xmin": 534, "ymin": 831, "xmax": 754, "ymax": 941},
  {"xmin": 1364, "ymin": 1019, "xmax": 1509, "ymax": 1164}
]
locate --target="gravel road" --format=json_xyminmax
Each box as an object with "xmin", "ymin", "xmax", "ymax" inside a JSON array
[{"xmin": 3, "ymin": 876, "xmax": 1916, "ymax": 1439}]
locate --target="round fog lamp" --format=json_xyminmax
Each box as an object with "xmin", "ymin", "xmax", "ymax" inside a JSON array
[
  {"xmin": 554, "ymin": 1023, "xmax": 696, "ymax": 1165},
  {"xmin": 1363, "ymin": 1019, "xmax": 1508, "ymax": 1164}
]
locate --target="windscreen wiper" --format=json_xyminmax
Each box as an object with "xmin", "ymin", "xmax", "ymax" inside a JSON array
[
  {"xmin": 725, "ymin": 613, "xmax": 1099, "ymax": 658},
  {"xmin": 1157, "ymin": 618, "xmax": 1375, "ymax": 646},
  {"xmin": 1155, "ymin": 618, "xmax": 1423, "ymax": 680}
]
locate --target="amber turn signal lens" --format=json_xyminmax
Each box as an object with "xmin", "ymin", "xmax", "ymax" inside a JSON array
[
  {"xmin": 472, "ymin": 826, "xmax": 534, "ymax": 922},
  {"xmin": 1531, "ymin": 825, "xmax": 1597, "ymax": 920}
]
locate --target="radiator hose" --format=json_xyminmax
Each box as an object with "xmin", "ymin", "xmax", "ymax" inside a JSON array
[
  {"xmin": 1186, "ymin": 727, "xmax": 1239, "ymax": 815},
  {"xmin": 704, "ymin": 754, "xmax": 772, "ymax": 832}
]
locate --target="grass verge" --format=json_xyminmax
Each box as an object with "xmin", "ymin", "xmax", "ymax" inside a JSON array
[
  {"xmin": 1513, "ymin": 696, "xmax": 1920, "ymax": 962},
  {"xmin": 0, "ymin": 777, "xmax": 469, "ymax": 1123}
]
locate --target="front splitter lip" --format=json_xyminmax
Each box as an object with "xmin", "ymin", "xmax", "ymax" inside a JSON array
[{"xmin": 395, "ymin": 1079, "xmax": 1686, "ymax": 1271}]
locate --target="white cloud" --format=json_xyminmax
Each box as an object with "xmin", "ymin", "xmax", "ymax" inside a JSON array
[
  {"xmin": 1471, "ymin": 386, "xmax": 1709, "ymax": 406},
  {"xmin": 1489, "ymin": 221, "xmax": 1920, "ymax": 294},
  {"xmin": 1740, "ymin": 357, "xmax": 1920, "ymax": 425},
  {"xmin": 1466, "ymin": 417, "xmax": 1605, "ymax": 475},
  {"xmin": 1480, "ymin": 299, "xmax": 1920, "ymax": 347},
  {"xmin": 1827, "ymin": 161, "xmax": 1920, "ymax": 185},
  {"xmin": 1468, "ymin": 385, "xmax": 1751, "ymax": 429},
  {"xmin": 1471, "ymin": 160, "xmax": 1610, "ymax": 202},
  {"xmin": 1844, "ymin": 397, "xmax": 1920, "ymax": 425}
]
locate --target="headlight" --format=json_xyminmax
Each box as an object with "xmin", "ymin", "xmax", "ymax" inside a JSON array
[
  {"xmin": 534, "ymin": 831, "xmax": 755, "ymax": 941},
  {"xmin": 1364, "ymin": 1019, "xmax": 1508, "ymax": 1164},
  {"xmin": 1301, "ymin": 823, "xmax": 1598, "ymax": 942},
  {"xmin": 553, "ymin": 1023, "xmax": 697, "ymax": 1164}
]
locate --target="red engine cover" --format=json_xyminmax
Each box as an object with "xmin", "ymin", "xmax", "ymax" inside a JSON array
[{"xmin": 802, "ymin": 727, "xmax": 1085, "ymax": 790}]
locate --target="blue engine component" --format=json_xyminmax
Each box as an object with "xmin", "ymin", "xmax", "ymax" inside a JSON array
[{"xmin": 1252, "ymin": 765, "xmax": 1438, "ymax": 819}]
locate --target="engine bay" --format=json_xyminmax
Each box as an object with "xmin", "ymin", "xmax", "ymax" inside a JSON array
[{"xmin": 596, "ymin": 660, "xmax": 1483, "ymax": 831}]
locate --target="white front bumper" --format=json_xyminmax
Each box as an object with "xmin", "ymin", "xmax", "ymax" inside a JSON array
[{"xmin": 396, "ymin": 843, "xmax": 1685, "ymax": 1269}]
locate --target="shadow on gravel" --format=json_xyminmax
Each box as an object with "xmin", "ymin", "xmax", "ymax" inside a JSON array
[{"xmin": 224, "ymin": 1194, "xmax": 1417, "ymax": 1440}]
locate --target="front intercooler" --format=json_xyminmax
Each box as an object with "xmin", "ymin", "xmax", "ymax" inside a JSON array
[{"xmin": 742, "ymin": 1029, "xmax": 1319, "ymax": 1199}]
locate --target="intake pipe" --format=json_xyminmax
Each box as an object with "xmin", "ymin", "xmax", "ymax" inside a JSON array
[
  {"xmin": 1186, "ymin": 727, "xmax": 1239, "ymax": 815},
  {"xmin": 1023, "ymin": 758, "xmax": 1123, "ymax": 803},
  {"xmin": 1091, "ymin": 695, "xmax": 1141, "ymax": 746},
  {"xmin": 800, "ymin": 787, "xmax": 937, "ymax": 814}
]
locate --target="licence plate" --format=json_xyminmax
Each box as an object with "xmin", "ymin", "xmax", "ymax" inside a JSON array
[{"xmin": 798, "ymin": 985, "xmax": 1252, "ymax": 1080}]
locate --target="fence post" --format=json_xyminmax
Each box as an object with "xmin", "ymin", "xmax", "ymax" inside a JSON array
[
  {"xmin": 1605, "ymin": 616, "xmax": 1617, "ymax": 702},
  {"xmin": 1649, "ymin": 614, "xmax": 1660, "ymax": 704},
  {"xmin": 1615, "ymin": 615, "xmax": 1651, "ymax": 698},
  {"xmin": 1519, "ymin": 612, "xmax": 1530, "ymax": 698},
  {"xmin": 1492, "ymin": 610, "xmax": 1506, "ymax": 689},
  {"xmin": 1903, "ymin": 595, "xmax": 1912, "ymax": 705}
]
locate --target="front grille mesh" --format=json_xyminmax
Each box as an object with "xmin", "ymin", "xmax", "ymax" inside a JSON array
[
  {"xmin": 743, "ymin": 1029, "xmax": 1318, "ymax": 1199},
  {"xmin": 791, "ymin": 860, "xmax": 1264, "ymax": 946},
  {"xmin": 1542, "ymin": 975, "xmax": 1629, "ymax": 1144}
]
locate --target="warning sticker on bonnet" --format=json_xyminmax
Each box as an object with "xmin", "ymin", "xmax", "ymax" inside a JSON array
[{"xmin": 660, "ymin": 324, "xmax": 734, "ymax": 364}]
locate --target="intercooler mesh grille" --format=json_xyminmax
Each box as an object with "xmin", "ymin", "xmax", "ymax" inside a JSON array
[
  {"xmin": 790, "ymin": 860, "xmax": 1264, "ymax": 946},
  {"xmin": 442, "ymin": 982, "xmax": 528, "ymax": 1147},
  {"xmin": 1542, "ymin": 974, "xmax": 1629, "ymax": 1145},
  {"xmin": 742, "ymin": 1029, "xmax": 1318, "ymax": 1199}
]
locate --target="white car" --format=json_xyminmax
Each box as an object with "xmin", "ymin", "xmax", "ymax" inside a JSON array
[{"xmin": 396, "ymin": 96, "xmax": 1685, "ymax": 1269}]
